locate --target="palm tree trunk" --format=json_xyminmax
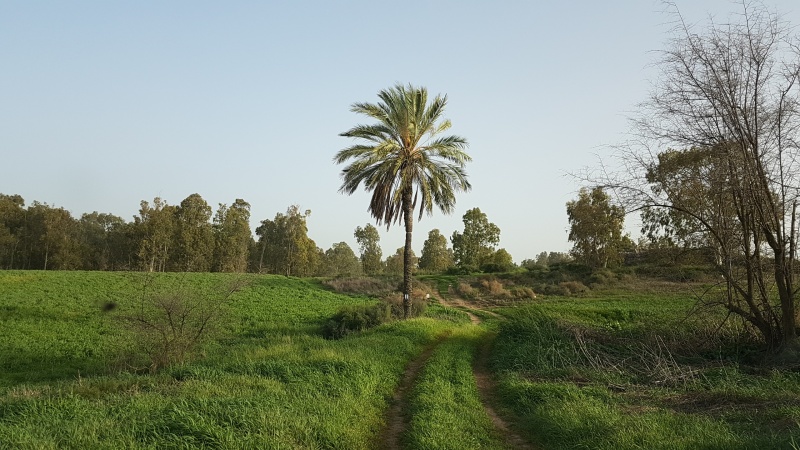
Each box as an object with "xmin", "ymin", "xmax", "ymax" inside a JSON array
[{"xmin": 403, "ymin": 189, "xmax": 413, "ymax": 319}]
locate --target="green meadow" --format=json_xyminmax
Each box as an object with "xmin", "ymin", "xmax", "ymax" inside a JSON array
[{"xmin": 2, "ymin": 271, "xmax": 800, "ymax": 449}]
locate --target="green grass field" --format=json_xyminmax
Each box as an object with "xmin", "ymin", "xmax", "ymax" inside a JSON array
[
  {"xmin": 2, "ymin": 271, "xmax": 800, "ymax": 449},
  {"xmin": 0, "ymin": 271, "xmax": 465, "ymax": 448}
]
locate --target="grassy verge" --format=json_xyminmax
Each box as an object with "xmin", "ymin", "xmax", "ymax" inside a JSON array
[
  {"xmin": 490, "ymin": 291, "xmax": 800, "ymax": 449},
  {"xmin": 404, "ymin": 325, "xmax": 508, "ymax": 450}
]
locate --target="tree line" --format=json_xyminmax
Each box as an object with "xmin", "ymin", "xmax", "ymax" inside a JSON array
[{"xmin": 0, "ymin": 193, "xmax": 515, "ymax": 276}]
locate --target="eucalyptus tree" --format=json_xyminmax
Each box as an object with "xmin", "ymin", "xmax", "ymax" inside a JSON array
[
  {"xmin": 335, "ymin": 84, "xmax": 471, "ymax": 318},
  {"xmin": 212, "ymin": 199, "xmax": 252, "ymax": 272},
  {"xmin": 451, "ymin": 208, "xmax": 500, "ymax": 272},
  {"xmin": 174, "ymin": 194, "xmax": 214, "ymax": 272},
  {"xmin": 255, "ymin": 205, "xmax": 318, "ymax": 276},
  {"xmin": 135, "ymin": 197, "xmax": 177, "ymax": 272},
  {"xmin": 354, "ymin": 223, "xmax": 383, "ymax": 275},
  {"xmin": 418, "ymin": 228, "xmax": 453, "ymax": 273},
  {"xmin": 566, "ymin": 187, "xmax": 625, "ymax": 269}
]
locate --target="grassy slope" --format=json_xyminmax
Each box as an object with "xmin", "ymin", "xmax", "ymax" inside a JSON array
[
  {"xmin": 0, "ymin": 271, "xmax": 462, "ymax": 449},
  {"xmin": 489, "ymin": 287, "xmax": 800, "ymax": 449}
]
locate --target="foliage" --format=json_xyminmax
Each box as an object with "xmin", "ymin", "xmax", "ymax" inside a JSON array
[
  {"xmin": 321, "ymin": 303, "xmax": 392, "ymax": 339},
  {"xmin": 566, "ymin": 187, "xmax": 625, "ymax": 269},
  {"xmin": 354, "ymin": 224, "xmax": 383, "ymax": 275},
  {"xmin": 254, "ymin": 205, "xmax": 319, "ymax": 276},
  {"xmin": 136, "ymin": 197, "xmax": 178, "ymax": 272},
  {"xmin": 481, "ymin": 248, "xmax": 515, "ymax": 273},
  {"xmin": 174, "ymin": 194, "xmax": 214, "ymax": 272},
  {"xmin": 335, "ymin": 83, "xmax": 471, "ymax": 318},
  {"xmin": 385, "ymin": 246, "xmax": 417, "ymax": 276},
  {"xmin": 318, "ymin": 242, "xmax": 362, "ymax": 277},
  {"xmin": 418, "ymin": 228, "xmax": 454, "ymax": 273},
  {"xmin": 321, "ymin": 276, "xmax": 400, "ymax": 297},
  {"xmin": 212, "ymin": 199, "xmax": 252, "ymax": 273},
  {"xmin": 451, "ymin": 207, "xmax": 500, "ymax": 272}
]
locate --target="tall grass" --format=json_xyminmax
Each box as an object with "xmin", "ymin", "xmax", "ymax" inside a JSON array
[{"xmin": 489, "ymin": 292, "xmax": 800, "ymax": 449}]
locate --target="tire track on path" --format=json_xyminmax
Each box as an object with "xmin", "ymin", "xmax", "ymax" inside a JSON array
[
  {"xmin": 377, "ymin": 333, "xmax": 449, "ymax": 450},
  {"xmin": 441, "ymin": 296, "xmax": 537, "ymax": 450}
]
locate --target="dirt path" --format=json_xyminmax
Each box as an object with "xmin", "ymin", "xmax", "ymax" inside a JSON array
[
  {"xmin": 440, "ymin": 296, "xmax": 537, "ymax": 450},
  {"xmin": 378, "ymin": 334, "xmax": 448, "ymax": 450}
]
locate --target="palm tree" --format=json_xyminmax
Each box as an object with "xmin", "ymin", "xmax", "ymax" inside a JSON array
[{"xmin": 335, "ymin": 83, "xmax": 471, "ymax": 318}]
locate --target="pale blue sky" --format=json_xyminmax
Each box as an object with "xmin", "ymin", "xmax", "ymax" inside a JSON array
[{"xmin": 2, "ymin": 1, "xmax": 798, "ymax": 262}]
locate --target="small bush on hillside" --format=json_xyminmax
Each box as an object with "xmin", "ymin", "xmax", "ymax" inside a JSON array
[
  {"xmin": 322, "ymin": 303, "xmax": 392, "ymax": 339},
  {"xmin": 456, "ymin": 282, "xmax": 478, "ymax": 299},
  {"xmin": 560, "ymin": 281, "xmax": 589, "ymax": 296},
  {"xmin": 480, "ymin": 278, "xmax": 512, "ymax": 299},
  {"xmin": 511, "ymin": 286, "xmax": 537, "ymax": 300}
]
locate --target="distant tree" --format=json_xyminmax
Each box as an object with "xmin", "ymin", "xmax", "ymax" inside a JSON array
[
  {"xmin": 482, "ymin": 248, "xmax": 515, "ymax": 273},
  {"xmin": 336, "ymin": 83, "xmax": 471, "ymax": 318},
  {"xmin": 0, "ymin": 194, "xmax": 25, "ymax": 269},
  {"xmin": 78, "ymin": 212, "xmax": 127, "ymax": 270},
  {"xmin": 255, "ymin": 205, "xmax": 318, "ymax": 276},
  {"xmin": 318, "ymin": 242, "xmax": 362, "ymax": 277},
  {"xmin": 451, "ymin": 208, "xmax": 500, "ymax": 272},
  {"xmin": 547, "ymin": 252, "xmax": 572, "ymax": 265},
  {"xmin": 212, "ymin": 199, "xmax": 252, "ymax": 272},
  {"xmin": 26, "ymin": 202, "xmax": 81, "ymax": 270},
  {"xmin": 418, "ymin": 228, "xmax": 453, "ymax": 273},
  {"xmin": 386, "ymin": 247, "xmax": 417, "ymax": 276},
  {"xmin": 354, "ymin": 224, "xmax": 383, "ymax": 275},
  {"xmin": 174, "ymin": 194, "xmax": 214, "ymax": 272},
  {"xmin": 135, "ymin": 197, "xmax": 177, "ymax": 272},
  {"xmin": 566, "ymin": 187, "xmax": 625, "ymax": 269}
]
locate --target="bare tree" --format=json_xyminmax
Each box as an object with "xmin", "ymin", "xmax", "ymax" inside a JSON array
[{"xmin": 597, "ymin": 2, "xmax": 800, "ymax": 352}]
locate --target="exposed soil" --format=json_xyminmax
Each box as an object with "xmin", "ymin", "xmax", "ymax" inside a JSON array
[
  {"xmin": 377, "ymin": 334, "xmax": 448, "ymax": 450},
  {"xmin": 439, "ymin": 294, "xmax": 537, "ymax": 450}
]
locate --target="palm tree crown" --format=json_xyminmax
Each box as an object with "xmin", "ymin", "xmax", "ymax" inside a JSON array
[{"xmin": 335, "ymin": 83, "xmax": 471, "ymax": 226}]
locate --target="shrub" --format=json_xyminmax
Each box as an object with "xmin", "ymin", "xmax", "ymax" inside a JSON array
[
  {"xmin": 456, "ymin": 282, "xmax": 477, "ymax": 299},
  {"xmin": 511, "ymin": 286, "xmax": 537, "ymax": 300},
  {"xmin": 480, "ymin": 278, "xmax": 512, "ymax": 299},
  {"xmin": 117, "ymin": 277, "xmax": 245, "ymax": 373},
  {"xmin": 559, "ymin": 281, "xmax": 589, "ymax": 296},
  {"xmin": 383, "ymin": 288, "xmax": 429, "ymax": 319},
  {"xmin": 322, "ymin": 303, "xmax": 392, "ymax": 339}
]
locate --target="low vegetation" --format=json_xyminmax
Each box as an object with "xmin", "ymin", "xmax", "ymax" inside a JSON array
[
  {"xmin": 3, "ymin": 270, "xmax": 800, "ymax": 448},
  {"xmin": 489, "ymin": 289, "xmax": 800, "ymax": 449}
]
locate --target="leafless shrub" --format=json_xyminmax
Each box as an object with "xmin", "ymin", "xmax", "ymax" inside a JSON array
[{"xmin": 117, "ymin": 276, "xmax": 247, "ymax": 373}]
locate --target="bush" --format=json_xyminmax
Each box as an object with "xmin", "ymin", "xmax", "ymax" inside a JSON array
[
  {"xmin": 559, "ymin": 281, "xmax": 589, "ymax": 296},
  {"xmin": 479, "ymin": 278, "xmax": 511, "ymax": 299},
  {"xmin": 117, "ymin": 277, "xmax": 245, "ymax": 373},
  {"xmin": 456, "ymin": 282, "xmax": 477, "ymax": 299},
  {"xmin": 511, "ymin": 286, "xmax": 537, "ymax": 300},
  {"xmin": 322, "ymin": 303, "xmax": 392, "ymax": 339},
  {"xmin": 384, "ymin": 288, "xmax": 429, "ymax": 319}
]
